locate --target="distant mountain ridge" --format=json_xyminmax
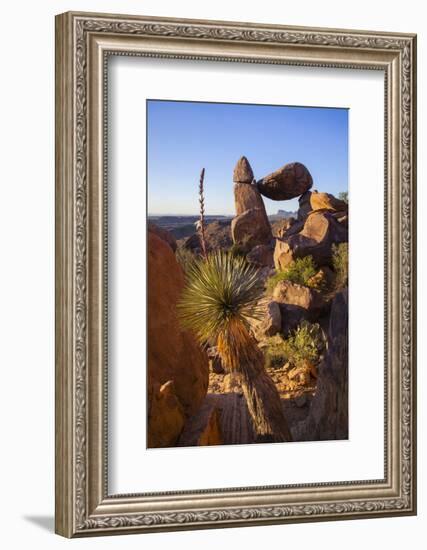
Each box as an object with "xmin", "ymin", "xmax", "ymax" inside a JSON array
[{"xmin": 276, "ymin": 209, "xmax": 297, "ymax": 218}]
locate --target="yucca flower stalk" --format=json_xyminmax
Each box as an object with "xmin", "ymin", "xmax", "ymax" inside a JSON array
[
  {"xmin": 177, "ymin": 251, "xmax": 292, "ymax": 443},
  {"xmin": 198, "ymin": 168, "xmax": 208, "ymax": 260}
]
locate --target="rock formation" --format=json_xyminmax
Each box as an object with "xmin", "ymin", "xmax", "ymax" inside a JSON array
[
  {"xmin": 310, "ymin": 191, "xmax": 348, "ymax": 212},
  {"xmin": 178, "ymin": 398, "xmax": 224, "ymax": 447},
  {"xmin": 272, "ymin": 280, "xmax": 324, "ymax": 316},
  {"xmin": 291, "ymin": 289, "xmax": 348, "ymax": 441},
  {"xmin": 272, "ymin": 280, "xmax": 325, "ymax": 335},
  {"xmin": 148, "ymin": 232, "xmax": 209, "ymax": 447},
  {"xmin": 297, "ymin": 190, "xmax": 312, "ymax": 221},
  {"xmin": 246, "ymin": 244, "xmax": 274, "ymax": 267},
  {"xmin": 251, "ymin": 300, "xmax": 282, "ymax": 339},
  {"xmin": 274, "ymin": 209, "xmax": 348, "ymax": 269},
  {"xmin": 272, "ymin": 217, "xmax": 296, "ymax": 238},
  {"xmin": 148, "ymin": 221, "xmax": 177, "ymax": 252},
  {"xmin": 231, "ymin": 208, "xmax": 272, "ymax": 249},
  {"xmin": 148, "ymin": 380, "xmax": 185, "ymax": 447},
  {"xmin": 257, "ymin": 162, "xmax": 313, "ymax": 201},
  {"xmin": 231, "ymin": 156, "xmax": 272, "ymax": 248}
]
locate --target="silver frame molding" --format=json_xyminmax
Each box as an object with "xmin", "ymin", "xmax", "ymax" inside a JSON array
[{"xmin": 55, "ymin": 11, "xmax": 417, "ymax": 538}]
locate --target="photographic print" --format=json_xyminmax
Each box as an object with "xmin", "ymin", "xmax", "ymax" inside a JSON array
[{"xmin": 147, "ymin": 100, "xmax": 349, "ymax": 448}]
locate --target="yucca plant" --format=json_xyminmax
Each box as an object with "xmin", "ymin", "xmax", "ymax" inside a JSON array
[{"xmin": 177, "ymin": 251, "xmax": 292, "ymax": 442}]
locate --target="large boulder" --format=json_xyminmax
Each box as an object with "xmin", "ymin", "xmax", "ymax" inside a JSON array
[
  {"xmin": 231, "ymin": 208, "xmax": 272, "ymax": 248},
  {"xmin": 272, "ymin": 280, "xmax": 324, "ymax": 316},
  {"xmin": 307, "ymin": 265, "xmax": 335, "ymax": 290},
  {"xmin": 177, "ymin": 396, "xmax": 224, "ymax": 447},
  {"xmin": 148, "ymin": 222, "xmax": 177, "ymax": 252},
  {"xmin": 292, "ymin": 289, "xmax": 348, "ymax": 441},
  {"xmin": 274, "ymin": 210, "xmax": 348, "ymax": 269},
  {"xmin": 330, "ymin": 210, "xmax": 349, "ymax": 230},
  {"xmin": 148, "ymin": 380, "xmax": 185, "ymax": 447},
  {"xmin": 279, "ymin": 304, "xmax": 311, "ymax": 336},
  {"xmin": 148, "ymin": 232, "xmax": 209, "ymax": 446},
  {"xmin": 246, "ymin": 244, "xmax": 274, "ymax": 267},
  {"xmin": 197, "ymin": 409, "xmax": 223, "ymax": 446},
  {"xmin": 274, "ymin": 239, "xmax": 296, "ymax": 271},
  {"xmin": 310, "ymin": 191, "xmax": 348, "ymax": 212},
  {"xmin": 272, "ymin": 217, "xmax": 297, "ymax": 238},
  {"xmin": 251, "ymin": 300, "xmax": 282, "ymax": 340},
  {"xmin": 257, "ymin": 162, "xmax": 313, "ymax": 201},
  {"xmin": 272, "ymin": 279, "xmax": 325, "ymax": 336}
]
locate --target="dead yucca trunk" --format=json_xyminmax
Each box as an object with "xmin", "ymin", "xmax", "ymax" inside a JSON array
[{"xmin": 218, "ymin": 320, "xmax": 292, "ymax": 442}]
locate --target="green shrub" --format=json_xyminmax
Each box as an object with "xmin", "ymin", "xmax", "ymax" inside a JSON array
[
  {"xmin": 176, "ymin": 246, "xmax": 197, "ymax": 275},
  {"xmin": 263, "ymin": 321, "xmax": 325, "ymax": 370},
  {"xmin": 266, "ymin": 256, "xmax": 317, "ymax": 294},
  {"xmin": 282, "ymin": 321, "xmax": 325, "ymax": 369},
  {"xmin": 229, "ymin": 242, "xmax": 248, "ymax": 259},
  {"xmin": 229, "ymin": 236, "xmax": 252, "ymax": 258},
  {"xmin": 263, "ymin": 335, "xmax": 289, "ymax": 370},
  {"xmin": 338, "ymin": 191, "xmax": 348, "ymax": 204},
  {"xmin": 332, "ymin": 242, "xmax": 348, "ymax": 289}
]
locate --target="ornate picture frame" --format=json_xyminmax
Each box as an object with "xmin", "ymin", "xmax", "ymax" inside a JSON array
[{"xmin": 55, "ymin": 11, "xmax": 417, "ymax": 537}]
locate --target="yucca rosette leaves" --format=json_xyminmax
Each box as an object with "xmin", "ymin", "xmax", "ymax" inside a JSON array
[
  {"xmin": 177, "ymin": 251, "xmax": 264, "ymax": 345},
  {"xmin": 177, "ymin": 250, "xmax": 292, "ymax": 442}
]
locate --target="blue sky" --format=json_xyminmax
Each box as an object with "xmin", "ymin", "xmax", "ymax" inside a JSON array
[{"xmin": 147, "ymin": 100, "xmax": 348, "ymax": 216}]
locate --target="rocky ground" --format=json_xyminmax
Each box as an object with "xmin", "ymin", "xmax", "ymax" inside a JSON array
[{"xmin": 202, "ymin": 368, "xmax": 315, "ymax": 446}]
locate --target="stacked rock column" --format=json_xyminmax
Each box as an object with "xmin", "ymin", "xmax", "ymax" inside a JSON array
[{"xmin": 231, "ymin": 156, "xmax": 272, "ymax": 249}]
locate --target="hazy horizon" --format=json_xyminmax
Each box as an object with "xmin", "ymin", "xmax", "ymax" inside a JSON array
[{"xmin": 147, "ymin": 100, "xmax": 348, "ymax": 216}]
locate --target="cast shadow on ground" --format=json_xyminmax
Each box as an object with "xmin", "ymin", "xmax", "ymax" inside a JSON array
[{"xmin": 23, "ymin": 515, "xmax": 54, "ymax": 533}]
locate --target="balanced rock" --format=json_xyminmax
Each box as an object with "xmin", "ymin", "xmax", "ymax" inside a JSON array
[
  {"xmin": 148, "ymin": 232, "xmax": 209, "ymax": 446},
  {"xmin": 148, "ymin": 222, "xmax": 177, "ymax": 252},
  {"xmin": 310, "ymin": 191, "xmax": 348, "ymax": 212},
  {"xmin": 231, "ymin": 208, "xmax": 272, "ymax": 248},
  {"xmin": 274, "ymin": 210, "xmax": 348, "ymax": 269},
  {"xmin": 257, "ymin": 162, "xmax": 313, "ymax": 201}
]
